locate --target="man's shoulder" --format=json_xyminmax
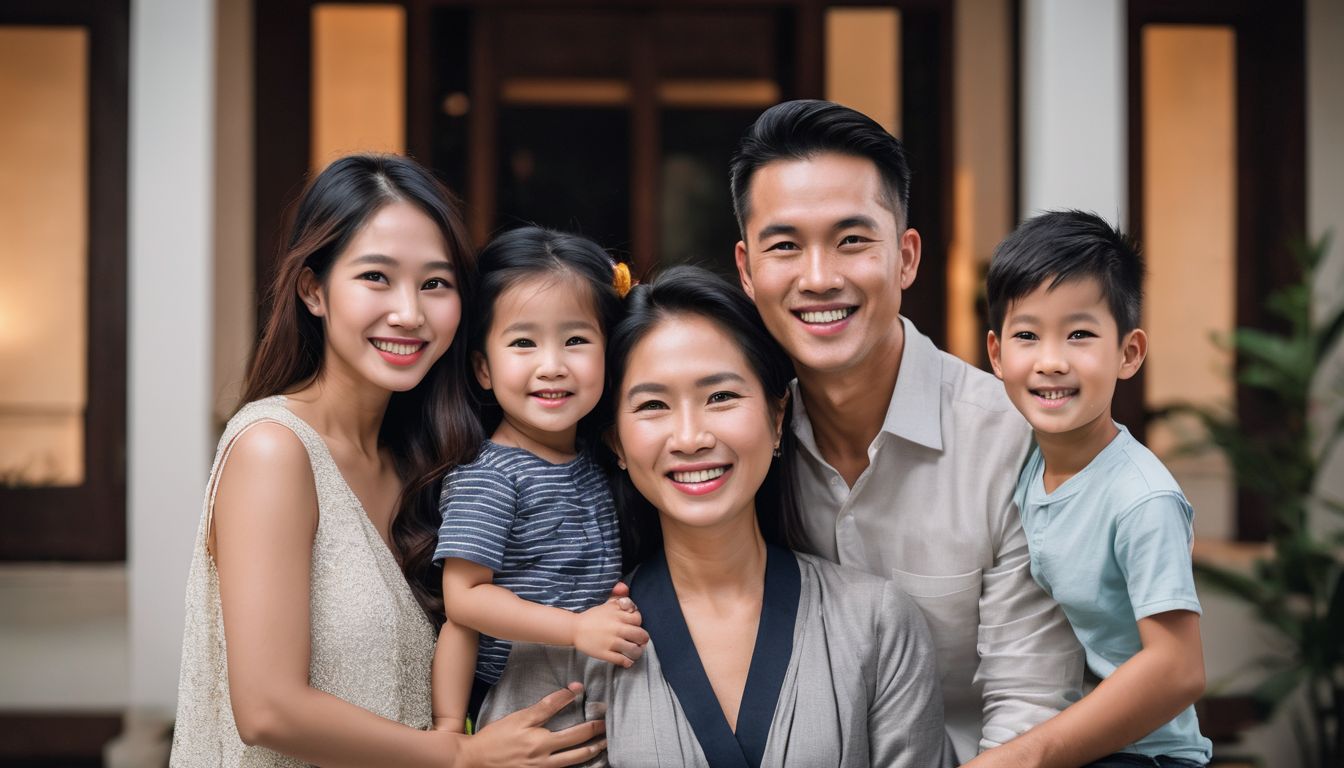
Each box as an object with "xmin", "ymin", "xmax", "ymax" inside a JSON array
[{"xmin": 935, "ymin": 349, "xmax": 1017, "ymax": 414}]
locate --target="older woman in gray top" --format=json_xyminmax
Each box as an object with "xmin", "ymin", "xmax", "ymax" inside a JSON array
[{"xmin": 477, "ymin": 267, "xmax": 950, "ymax": 768}]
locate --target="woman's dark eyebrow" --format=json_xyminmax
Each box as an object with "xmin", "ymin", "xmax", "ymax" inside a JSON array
[
  {"xmin": 696, "ymin": 372, "xmax": 747, "ymax": 388},
  {"xmin": 625, "ymin": 382, "xmax": 667, "ymax": 399},
  {"xmin": 350, "ymin": 253, "xmax": 454, "ymax": 272}
]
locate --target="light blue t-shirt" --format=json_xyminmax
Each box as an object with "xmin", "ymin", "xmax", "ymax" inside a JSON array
[{"xmin": 1016, "ymin": 424, "xmax": 1212, "ymax": 763}]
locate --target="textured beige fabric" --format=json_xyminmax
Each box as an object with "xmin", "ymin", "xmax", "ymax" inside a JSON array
[
  {"xmin": 791, "ymin": 317, "xmax": 1084, "ymax": 762},
  {"xmin": 171, "ymin": 397, "xmax": 435, "ymax": 767}
]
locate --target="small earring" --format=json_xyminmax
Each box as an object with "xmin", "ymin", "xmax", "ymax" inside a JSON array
[
  {"xmin": 772, "ymin": 445, "xmax": 782, "ymax": 458},
  {"xmin": 617, "ymin": 460, "xmax": 627, "ymax": 470}
]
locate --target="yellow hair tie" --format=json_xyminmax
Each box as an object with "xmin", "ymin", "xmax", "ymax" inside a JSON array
[{"xmin": 612, "ymin": 261, "xmax": 633, "ymax": 298}]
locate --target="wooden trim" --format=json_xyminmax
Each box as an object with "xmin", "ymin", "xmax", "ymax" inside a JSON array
[
  {"xmin": 406, "ymin": 0, "xmax": 434, "ymax": 161},
  {"xmin": 629, "ymin": 15, "xmax": 659, "ymax": 275},
  {"xmin": 0, "ymin": 0, "xmax": 129, "ymax": 562},
  {"xmin": 466, "ymin": 7, "xmax": 498, "ymax": 245},
  {"xmin": 1127, "ymin": 0, "xmax": 1307, "ymax": 541},
  {"xmin": 0, "ymin": 713, "xmax": 123, "ymax": 761},
  {"xmin": 897, "ymin": 1, "xmax": 952, "ymax": 349},
  {"xmin": 253, "ymin": 0, "xmax": 312, "ymax": 320}
]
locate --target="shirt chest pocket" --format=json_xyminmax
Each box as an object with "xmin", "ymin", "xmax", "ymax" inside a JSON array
[{"xmin": 890, "ymin": 568, "xmax": 982, "ymax": 683}]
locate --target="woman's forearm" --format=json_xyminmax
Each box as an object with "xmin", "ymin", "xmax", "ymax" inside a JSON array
[{"xmin": 236, "ymin": 683, "xmax": 465, "ymax": 767}]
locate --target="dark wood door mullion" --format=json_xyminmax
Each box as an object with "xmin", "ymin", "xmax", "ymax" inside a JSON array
[
  {"xmin": 466, "ymin": 7, "xmax": 499, "ymax": 246},
  {"xmin": 630, "ymin": 13, "xmax": 659, "ymax": 276}
]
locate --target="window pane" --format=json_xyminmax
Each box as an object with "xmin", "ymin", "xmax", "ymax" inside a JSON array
[
  {"xmin": 660, "ymin": 109, "xmax": 758, "ymax": 278},
  {"xmin": 497, "ymin": 107, "xmax": 631, "ymax": 251},
  {"xmin": 0, "ymin": 26, "xmax": 88, "ymax": 488},
  {"xmin": 825, "ymin": 8, "xmax": 901, "ymax": 137},
  {"xmin": 311, "ymin": 4, "xmax": 405, "ymax": 170},
  {"xmin": 1142, "ymin": 25, "xmax": 1237, "ymax": 538}
]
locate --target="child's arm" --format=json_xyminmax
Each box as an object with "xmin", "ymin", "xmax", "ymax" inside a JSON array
[
  {"xmin": 431, "ymin": 613, "xmax": 478, "ymax": 733},
  {"xmin": 442, "ymin": 558, "xmax": 649, "ymax": 667},
  {"xmin": 962, "ymin": 609, "xmax": 1205, "ymax": 768}
]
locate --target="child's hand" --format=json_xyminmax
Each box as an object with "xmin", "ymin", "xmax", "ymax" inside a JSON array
[{"xmin": 572, "ymin": 599, "xmax": 649, "ymax": 667}]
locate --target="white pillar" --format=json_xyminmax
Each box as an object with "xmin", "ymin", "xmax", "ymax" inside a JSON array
[
  {"xmin": 113, "ymin": 0, "xmax": 216, "ymax": 763},
  {"xmin": 1019, "ymin": 0, "xmax": 1126, "ymax": 225}
]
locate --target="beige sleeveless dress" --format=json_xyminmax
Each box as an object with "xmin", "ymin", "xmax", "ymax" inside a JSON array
[{"xmin": 171, "ymin": 397, "xmax": 435, "ymax": 766}]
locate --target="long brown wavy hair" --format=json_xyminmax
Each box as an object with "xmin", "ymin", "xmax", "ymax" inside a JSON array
[{"xmin": 242, "ymin": 153, "xmax": 480, "ymax": 624}]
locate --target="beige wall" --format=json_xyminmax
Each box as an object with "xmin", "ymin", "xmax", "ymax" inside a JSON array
[
  {"xmin": 0, "ymin": 27, "xmax": 88, "ymax": 486},
  {"xmin": 949, "ymin": 0, "xmax": 1013, "ymax": 364},
  {"xmin": 213, "ymin": 0, "xmax": 254, "ymax": 424},
  {"xmin": 310, "ymin": 4, "xmax": 406, "ymax": 170},
  {"xmin": 825, "ymin": 8, "xmax": 901, "ymax": 138},
  {"xmin": 1141, "ymin": 26, "xmax": 1237, "ymax": 540}
]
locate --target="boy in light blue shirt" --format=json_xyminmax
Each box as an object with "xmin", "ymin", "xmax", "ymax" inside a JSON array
[{"xmin": 967, "ymin": 210, "xmax": 1213, "ymax": 768}]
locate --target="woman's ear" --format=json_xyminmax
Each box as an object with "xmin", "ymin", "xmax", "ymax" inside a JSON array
[
  {"xmin": 604, "ymin": 428, "xmax": 627, "ymax": 470},
  {"xmin": 297, "ymin": 267, "xmax": 326, "ymax": 317},
  {"xmin": 1118, "ymin": 327, "xmax": 1148, "ymax": 380},
  {"xmin": 472, "ymin": 350, "xmax": 492, "ymax": 391},
  {"xmin": 772, "ymin": 390, "xmax": 790, "ymax": 451}
]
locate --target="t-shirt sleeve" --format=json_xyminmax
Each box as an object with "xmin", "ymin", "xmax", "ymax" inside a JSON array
[
  {"xmin": 433, "ymin": 460, "xmax": 519, "ymax": 571},
  {"xmin": 1114, "ymin": 492, "xmax": 1202, "ymax": 620}
]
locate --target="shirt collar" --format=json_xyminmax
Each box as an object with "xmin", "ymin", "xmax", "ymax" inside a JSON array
[
  {"xmin": 882, "ymin": 316, "xmax": 944, "ymax": 452},
  {"xmin": 789, "ymin": 316, "xmax": 945, "ymax": 455}
]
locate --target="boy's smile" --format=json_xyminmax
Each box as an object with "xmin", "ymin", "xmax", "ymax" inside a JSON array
[{"xmin": 988, "ymin": 276, "xmax": 1146, "ymax": 461}]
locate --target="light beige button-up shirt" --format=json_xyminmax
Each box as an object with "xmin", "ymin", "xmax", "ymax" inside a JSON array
[{"xmin": 792, "ymin": 316, "xmax": 1083, "ymax": 763}]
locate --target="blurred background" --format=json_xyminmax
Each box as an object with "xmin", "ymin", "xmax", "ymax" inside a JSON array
[{"xmin": 1, "ymin": 0, "xmax": 1340, "ymax": 765}]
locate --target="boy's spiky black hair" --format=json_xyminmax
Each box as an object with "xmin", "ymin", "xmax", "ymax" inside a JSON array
[{"xmin": 986, "ymin": 210, "xmax": 1145, "ymax": 337}]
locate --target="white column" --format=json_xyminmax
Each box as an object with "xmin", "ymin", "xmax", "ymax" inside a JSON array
[
  {"xmin": 114, "ymin": 0, "xmax": 216, "ymax": 763},
  {"xmin": 1019, "ymin": 0, "xmax": 1126, "ymax": 225}
]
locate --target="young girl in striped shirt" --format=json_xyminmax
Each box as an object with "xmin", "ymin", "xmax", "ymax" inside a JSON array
[{"xmin": 430, "ymin": 226, "xmax": 646, "ymax": 735}]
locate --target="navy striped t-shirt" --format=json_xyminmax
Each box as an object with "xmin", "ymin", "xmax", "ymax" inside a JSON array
[{"xmin": 434, "ymin": 441, "xmax": 622, "ymax": 685}]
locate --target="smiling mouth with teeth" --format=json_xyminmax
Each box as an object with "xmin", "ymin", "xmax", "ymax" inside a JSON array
[
  {"xmin": 1032, "ymin": 389, "xmax": 1078, "ymax": 400},
  {"xmin": 370, "ymin": 339, "xmax": 425, "ymax": 355},
  {"xmin": 796, "ymin": 307, "xmax": 857, "ymax": 324},
  {"xmin": 670, "ymin": 467, "xmax": 728, "ymax": 484},
  {"xmin": 532, "ymin": 391, "xmax": 571, "ymax": 399}
]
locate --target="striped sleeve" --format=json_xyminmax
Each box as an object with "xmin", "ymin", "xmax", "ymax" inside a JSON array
[{"xmin": 433, "ymin": 461, "xmax": 518, "ymax": 571}]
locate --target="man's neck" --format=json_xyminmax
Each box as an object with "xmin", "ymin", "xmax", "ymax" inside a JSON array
[{"xmin": 794, "ymin": 325, "xmax": 906, "ymax": 487}]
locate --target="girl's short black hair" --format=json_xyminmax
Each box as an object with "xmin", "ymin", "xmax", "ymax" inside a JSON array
[
  {"xmin": 469, "ymin": 226, "xmax": 625, "ymax": 448},
  {"xmin": 605, "ymin": 265, "xmax": 812, "ymax": 569},
  {"xmin": 986, "ymin": 209, "xmax": 1145, "ymax": 337}
]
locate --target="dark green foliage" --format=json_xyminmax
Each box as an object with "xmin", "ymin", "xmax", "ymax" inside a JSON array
[{"xmin": 1155, "ymin": 236, "xmax": 1343, "ymax": 767}]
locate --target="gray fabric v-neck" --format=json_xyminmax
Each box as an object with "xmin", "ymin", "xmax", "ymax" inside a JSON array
[{"xmin": 477, "ymin": 552, "xmax": 952, "ymax": 767}]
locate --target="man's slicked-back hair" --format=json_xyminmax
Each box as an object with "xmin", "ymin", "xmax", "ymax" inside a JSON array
[
  {"xmin": 730, "ymin": 99, "xmax": 912, "ymax": 237},
  {"xmin": 986, "ymin": 210, "xmax": 1145, "ymax": 338}
]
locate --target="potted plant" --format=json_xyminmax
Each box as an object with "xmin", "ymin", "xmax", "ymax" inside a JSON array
[{"xmin": 1157, "ymin": 236, "xmax": 1343, "ymax": 767}]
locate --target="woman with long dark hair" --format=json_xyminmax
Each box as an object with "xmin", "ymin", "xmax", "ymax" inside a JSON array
[
  {"xmin": 171, "ymin": 154, "xmax": 604, "ymax": 767},
  {"xmin": 477, "ymin": 266, "xmax": 951, "ymax": 767}
]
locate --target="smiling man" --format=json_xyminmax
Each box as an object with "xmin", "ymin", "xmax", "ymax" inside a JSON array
[{"xmin": 731, "ymin": 100, "xmax": 1083, "ymax": 762}]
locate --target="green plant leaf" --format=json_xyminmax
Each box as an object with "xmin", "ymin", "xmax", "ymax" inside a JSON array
[{"xmin": 1251, "ymin": 664, "xmax": 1307, "ymax": 717}]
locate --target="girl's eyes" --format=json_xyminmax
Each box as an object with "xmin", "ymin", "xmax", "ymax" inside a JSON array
[
  {"xmin": 358, "ymin": 271, "xmax": 388, "ymax": 284},
  {"xmin": 1012, "ymin": 331, "xmax": 1038, "ymax": 341},
  {"xmin": 422, "ymin": 277, "xmax": 453, "ymax": 290},
  {"xmin": 507, "ymin": 338, "xmax": 536, "ymax": 348},
  {"xmin": 565, "ymin": 336, "xmax": 591, "ymax": 346},
  {"xmin": 1068, "ymin": 330, "xmax": 1098, "ymax": 340}
]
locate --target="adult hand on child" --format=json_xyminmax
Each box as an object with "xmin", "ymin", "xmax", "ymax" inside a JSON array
[{"xmin": 462, "ymin": 683, "xmax": 607, "ymax": 768}]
